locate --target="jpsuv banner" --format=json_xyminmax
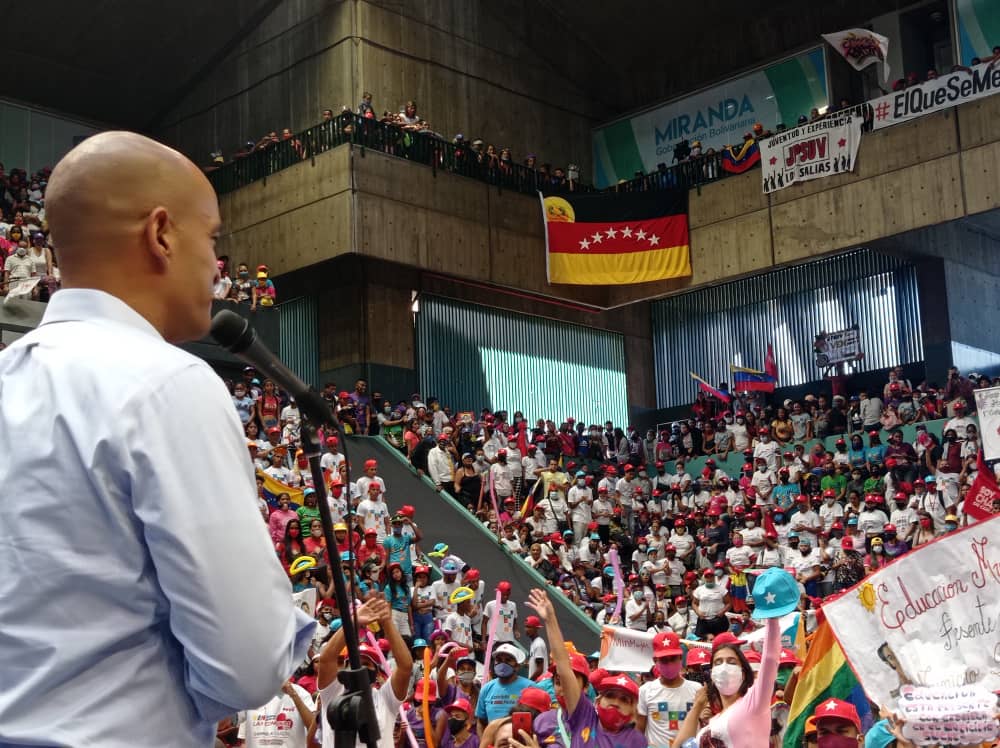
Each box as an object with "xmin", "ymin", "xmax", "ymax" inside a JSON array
[
  {"xmin": 759, "ymin": 111, "xmax": 864, "ymax": 194},
  {"xmin": 822, "ymin": 516, "xmax": 1000, "ymax": 712},
  {"xmin": 869, "ymin": 59, "xmax": 1000, "ymax": 130}
]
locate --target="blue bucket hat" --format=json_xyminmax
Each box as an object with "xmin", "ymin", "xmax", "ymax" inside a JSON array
[{"xmin": 750, "ymin": 567, "xmax": 800, "ymax": 620}]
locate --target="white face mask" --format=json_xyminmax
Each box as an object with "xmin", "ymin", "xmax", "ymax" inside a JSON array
[
  {"xmin": 577, "ymin": 479, "xmax": 585, "ymax": 486},
  {"xmin": 710, "ymin": 662, "xmax": 744, "ymax": 695},
  {"xmin": 745, "ymin": 521, "xmax": 755, "ymax": 529}
]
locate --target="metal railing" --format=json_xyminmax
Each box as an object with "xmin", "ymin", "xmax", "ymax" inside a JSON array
[{"xmin": 205, "ymin": 112, "xmax": 737, "ymax": 198}]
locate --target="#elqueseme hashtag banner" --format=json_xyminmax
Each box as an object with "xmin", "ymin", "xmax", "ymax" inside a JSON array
[{"xmin": 541, "ymin": 190, "xmax": 690, "ymax": 285}]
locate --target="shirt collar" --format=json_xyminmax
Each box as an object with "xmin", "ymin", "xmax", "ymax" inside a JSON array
[{"xmin": 40, "ymin": 289, "xmax": 163, "ymax": 341}]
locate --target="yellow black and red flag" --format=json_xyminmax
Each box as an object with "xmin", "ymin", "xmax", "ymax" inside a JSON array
[{"xmin": 541, "ymin": 190, "xmax": 690, "ymax": 285}]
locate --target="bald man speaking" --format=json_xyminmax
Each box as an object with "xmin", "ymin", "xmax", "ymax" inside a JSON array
[{"xmin": 0, "ymin": 132, "xmax": 315, "ymax": 746}]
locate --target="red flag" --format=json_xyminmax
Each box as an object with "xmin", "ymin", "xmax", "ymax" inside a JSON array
[
  {"xmin": 965, "ymin": 450, "xmax": 1000, "ymax": 522},
  {"xmin": 765, "ymin": 343, "xmax": 778, "ymax": 381}
]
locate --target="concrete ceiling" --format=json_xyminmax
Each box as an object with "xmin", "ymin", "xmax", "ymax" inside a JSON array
[
  {"xmin": 2, "ymin": 0, "xmax": 280, "ymax": 129},
  {"xmin": 9, "ymin": 0, "xmax": 918, "ymax": 129}
]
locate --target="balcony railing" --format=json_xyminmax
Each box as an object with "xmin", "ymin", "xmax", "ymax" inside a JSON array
[{"xmin": 206, "ymin": 113, "xmax": 735, "ymax": 198}]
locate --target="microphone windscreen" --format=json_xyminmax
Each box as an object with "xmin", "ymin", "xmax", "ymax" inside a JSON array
[{"xmin": 210, "ymin": 309, "xmax": 253, "ymax": 352}]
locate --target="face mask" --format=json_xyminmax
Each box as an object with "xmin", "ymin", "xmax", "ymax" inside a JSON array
[
  {"xmin": 289, "ymin": 528, "xmax": 299, "ymax": 537},
  {"xmin": 235, "ymin": 390, "xmax": 246, "ymax": 398},
  {"xmin": 15, "ymin": 248, "xmax": 27, "ymax": 257},
  {"xmin": 323, "ymin": 612, "xmax": 334, "ymax": 621},
  {"xmin": 817, "ymin": 735, "xmax": 860, "ymax": 748},
  {"xmin": 239, "ymin": 271, "xmax": 249, "ymax": 278},
  {"xmin": 632, "ymin": 591, "xmax": 643, "ymax": 601},
  {"xmin": 746, "ymin": 521, "xmax": 755, "ymax": 529},
  {"xmin": 596, "ymin": 705, "xmax": 632, "ymax": 732},
  {"xmin": 945, "ymin": 523, "xmax": 958, "ymax": 531},
  {"xmin": 549, "ymin": 492, "xmax": 558, "ymax": 500},
  {"xmin": 704, "ymin": 581, "xmax": 716, "ymax": 589},
  {"xmin": 447, "ymin": 718, "xmax": 466, "ymax": 734},
  {"xmin": 710, "ymin": 662, "xmax": 744, "ymax": 695},
  {"xmin": 458, "ymin": 671, "xmax": 475, "ymax": 684},
  {"xmin": 384, "ymin": 406, "xmax": 391, "ymax": 413},
  {"xmin": 393, "ymin": 527, "xmax": 402, "ymax": 536},
  {"xmin": 676, "ymin": 605, "xmax": 687, "ymax": 614},
  {"xmin": 872, "ymin": 546, "xmax": 882, "ymax": 554},
  {"xmin": 577, "ymin": 479, "xmax": 585, "ymax": 486},
  {"xmin": 493, "ymin": 662, "xmax": 515, "ymax": 679},
  {"xmin": 825, "ymin": 498, "xmax": 835, "ymax": 505},
  {"xmin": 773, "ymin": 515, "xmax": 784, "ymax": 524},
  {"xmin": 657, "ymin": 661, "xmax": 682, "ymax": 680}
]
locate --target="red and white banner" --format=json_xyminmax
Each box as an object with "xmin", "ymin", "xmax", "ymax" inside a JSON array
[
  {"xmin": 965, "ymin": 450, "xmax": 1000, "ymax": 522},
  {"xmin": 759, "ymin": 111, "xmax": 864, "ymax": 194},
  {"xmin": 822, "ymin": 28, "xmax": 890, "ymax": 83},
  {"xmin": 822, "ymin": 516, "xmax": 1000, "ymax": 711}
]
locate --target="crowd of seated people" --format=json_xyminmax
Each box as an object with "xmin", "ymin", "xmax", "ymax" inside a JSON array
[{"xmin": 0, "ymin": 163, "xmax": 58, "ymax": 300}]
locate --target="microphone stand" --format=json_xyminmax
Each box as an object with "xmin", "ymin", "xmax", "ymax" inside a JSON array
[{"xmin": 298, "ymin": 408, "xmax": 379, "ymax": 748}]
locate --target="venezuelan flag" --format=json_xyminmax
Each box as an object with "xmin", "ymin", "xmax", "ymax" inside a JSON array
[
  {"xmin": 256, "ymin": 470, "xmax": 305, "ymax": 508},
  {"xmin": 542, "ymin": 190, "xmax": 690, "ymax": 285},
  {"xmin": 731, "ymin": 365, "xmax": 777, "ymax": 393},
  {"xmin": 689, "ymin": 371, "xmax": 731, "ymax": 403},
  {"xmin": 721, "ymin": 140, "xmax": 761, "ymax": 174},
  {"xmin": 784, "ymin": 618, "xmax": 872, "ymax": 748}
]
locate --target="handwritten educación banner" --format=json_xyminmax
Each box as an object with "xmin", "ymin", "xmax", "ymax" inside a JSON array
[
  {"xmin": 869, "ymin": 59, "xmax": 1000, "ymax": 130},
  {"xmin": 974, "ymin": 386, "xmax": 1000, "ymax": 461},
  {"xmin": 822, "ymin": 516, "xmax": 1000, "ymax": 711},
  {"xmin": 759, "ymin": 112, "xmax": 863, "ymax": 194}
]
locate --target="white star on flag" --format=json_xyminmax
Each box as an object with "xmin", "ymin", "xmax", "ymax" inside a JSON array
[
  {"xmin": 636, "ymin": 229, "xmax": 646, "ymax": 240},
  {"xmin": 579, "ymin": 238, "xmax": 590, "ymax": 250},
  {"xmin": 605, "ymin": 227, "xmax": 618, "ymax": 239},
  {"xmin": 764, "ymin": 592, "xmax": 776, "ymax": 604},
  {"xmin": 647, "ymin": 234, "xmax": 660, "ymax": 246},
  {"xmin": 621, "ymin": 226, "xmax": 632, "ymax": 238},
  {"xmin": 591, "ymin": 232, "xmax": 603, "ymax": 243}
]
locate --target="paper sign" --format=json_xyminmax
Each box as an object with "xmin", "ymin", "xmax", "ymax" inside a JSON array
[
  {"xmin": 897, "ymin": 684, "xmax": 1000, "ymax": 746},
  {"xmin": 293, "ymin": 588, "xmax": 317, "ymax": 618},
  {"xmin": 759, "ymin": 112, "xmax": 864, "ymax": 194},
  {"xmin": 822, "ymin": 516, "xmax": 1000, "ymax": 711},
  {"xmin": 974, "ymin": 386, "xmax": 1000, "ymax": 462},
  {"xmin": 599, "ymin": 626, "xmax": 655, "ymax": 672},
  {"xmin": 3, "ymin": 277, "xmax": 38, "ymax": 304}
]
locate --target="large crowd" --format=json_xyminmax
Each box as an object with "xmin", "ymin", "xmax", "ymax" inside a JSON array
[
  {"xmin": 0, "ymin": 163, "xmax": 58, "ymax": 300},
  {"xmin": 222, "ymin": 362, "xmax": 998, "ymax": 748}
]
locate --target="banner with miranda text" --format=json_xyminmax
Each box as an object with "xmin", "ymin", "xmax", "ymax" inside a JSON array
[
  {"xmin": 822, "ymin": 516, "xmax": 1000, "ymax": 711},
  {"xmin": 759, "ymin": 111, "xmax": 864, "ymax": 194},
  {"xmin": 592, "ymin": 48, "xmax": 827, "ymax": 187},
  {"xmin": 869, "ymin": 59, "xmax": 1000, "ymax": 130},
  {"xmin": 599, "ymin": 626, "xmax": 655, "ymax": 672}
]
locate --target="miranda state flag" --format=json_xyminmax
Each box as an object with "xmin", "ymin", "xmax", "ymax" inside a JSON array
[{"xmin": 542, "ymin": 190, "xmax": 690, "ymax": 285}]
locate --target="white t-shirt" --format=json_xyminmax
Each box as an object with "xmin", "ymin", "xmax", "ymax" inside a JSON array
[
  {"xmin": 238, "ymin": 684, "xmax": 315, "ymax": 748},
  {"xmin": 320, "ymin": 451, "xmax": 345, "ymax": 473},
  {"xmin": 529, "ymin": 635, "xmax": 549, "ymax": 671},
  {"xmin": 482, "ymin": 599, "xmax": 518, "ymax": 642},
  {"xmin": 638, "ymin": 678, "xmax": 702, "ymax": 747},
  {"xmin": 319, "ymin": 679, "xmax": 400, "ymax": 748},
  {"xmin": 819, "ymin": 502, "xmax": 845, "ymax": 531},
  {"xmin": 356, "ymin": 498, "xmax": 390, "ymax": 541},
  {"xmin": 568, "ymin": 485, "xmax": 593, "ymax": 523},
  {"xmin": 725, "ymin": 545, "xmax": 753, "ymax": 569},
  {"xmin": 692, "ymin": 584, "xmax": 725, "ymax": 618},
  {"xmin": 625, "ymin": 597, "xmax": 649, "ymax": 630},
  {"xmin": 443, "ymin": 612, "xmax": 473, "ymax": 646}
]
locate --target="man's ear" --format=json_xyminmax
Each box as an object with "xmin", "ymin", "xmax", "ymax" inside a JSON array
[{"xmin": 143, "ymin": 206, "xmax": 171, "ymax": 270}]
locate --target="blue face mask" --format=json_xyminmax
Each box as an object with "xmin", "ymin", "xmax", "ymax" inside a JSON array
[{"xmin": 493, "ymin": 662, "xmax": 515, "ymax": 679}]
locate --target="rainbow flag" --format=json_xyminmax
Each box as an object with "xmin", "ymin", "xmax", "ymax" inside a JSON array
[
  {"xmin": 784, "ymin": 618, "xmax": 872, "ymax": 748},
  {"xmin": 256, "ymin": 470, "xmax": 305, "ymax": 508}
]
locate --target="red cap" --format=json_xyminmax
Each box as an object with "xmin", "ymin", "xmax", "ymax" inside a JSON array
[
  {"xmin": 624, "ymin": 463, "xmax": 635, "ymax": 471},
  {"xmin": 783, "ymin": 451, "xmax": 794, "ymax": 458},
  {"xmin": 588, "ymin": 667, "xmax": 609, "ymax": 689},
  {"xmin": 686, "ymin": 647, "xmax": 711, "ymax": 666},
  {"xmin": 465, "ymin": 569, "xmax": 480, "ymax": 583},
  {"xmin": 744, "ymin": 649, "xmax": 762, "ymax": 664},
  {"xmin": 765, "ymin": 530, "xmax": 779, "ymax": 539},
  {"xmin": 447, "ymin": 697, "xmax": 473, "ymax": 716},
  {"xmin": 517, "ymin": 687, "xmax": 552, "ymax": 712},
  {"xmin": 814, "ymin": 698, "xmax": 861, "ymax": 731},
  {"xmin": 954, "ymin": 400, "xmax": 966, "ymax": 409},
  {"xmin": 652, "ymin": 631, "xmax": 683, "ymax": 658},
  {"xmin": 598, "ymin": 485, "xmax": 609, "ymax": 494},
  {"xmin": 742, "ymin": 463, "xmax": 753, "ymax": 471},
  {"xmin": 779, "ymin": 467, "xmax": 790, "ymax": 475},
  {"xmin": 841, "ymin": 537, "xmax": 854, "ymax": 549},
  {"xmin": 733, "ymin": 505, "xmax": 746, "ymax": 514},
  {"xmin": 836, "ymin": 438, "xmax": 846, "ymax": 445},
  {"xmin": 400, "ymin": 505, "xmax": 415, "ymax": 518},
  {"xmin": 413, "ymin": 678, "xmax": 438, "ymax": 701},
  {"xmin": 267, "ymin": 426, "xmax": 280, "ymax": 434},
  {"xmin": 497, "ymin": 581, "xmax": 511, "ymax": 593},
  {"xmin": 326, "ymin": 436, "xmax": 339, "ymax": 446},
  {"xmin": 498, "ymin": 448, "xmax": 507, "ymax": 456},
  {"xmin": 868, "ymin": 430, "xmax": 879, "ymax": 437},
  {"xmin": 831, "ymin": 521, "xmax": 844, "ymax": 530},
  {"xmin": 780, "ymin": 648, "xmax": 801, "ymax": 666},
  {"xmin": 364, "ymin": 528, "xmax": 377, "ymax": 536},
  {"xmin": 525, "ymin": 615, "xmax": 542, "ymax": 628},
  {"xmin": 674, "ymin": 519, "xmax": 686, "ymax": 527},
  {"xmin": 438, "ymin": 433, "xmax": 449, "ymax": 441},
  {"xmin": 655, "ymin": 461, "xmax": 664, "ymax": 468},
  {"xmin": 674, "ymin": 595, "xmax": 687, "ymax": 605},
  {"xmin": 702, "ymin": 569, "xmax": 714, "ymax": 578},
  {"xmin": 884, "ymin": 523, "xmax": 897, "ymax": 533},
  {"xmin": 598, "ymin": 674, "xmax": 639, "ymax": 700},
  {"xmin": 665, "ymin": 544, "xmax": 676, "ymax": 552},
  {"xmin": 759, "ymin": 427, "xmax": 769, "ymax": 435},
  {"xmin": 711, "ymin": 632, "xmax": 747, "ymax": 649}
]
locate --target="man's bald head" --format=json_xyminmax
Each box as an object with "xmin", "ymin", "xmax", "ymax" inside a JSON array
[{"xmin": 46, "ymin": 131, "xmax": 222, "ymax": 343}]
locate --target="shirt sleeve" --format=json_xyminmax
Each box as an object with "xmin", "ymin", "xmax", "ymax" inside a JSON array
[{"xmin": 125, "ymin": 363, "xmax": 315, "ymax": 721}]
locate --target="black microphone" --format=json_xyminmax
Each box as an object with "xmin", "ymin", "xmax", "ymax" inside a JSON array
[{"xmin": 210, "ymin": 309, "xmax": 334, "ymax": 427}]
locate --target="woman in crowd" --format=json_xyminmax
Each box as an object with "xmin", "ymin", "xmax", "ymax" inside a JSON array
[
  {"xmin": 277, "ymin": 519, "xmax": 307, "ymax": 570},
  {"xmin": 385, "ymin": 562, "xmax": 413, "ymax": 638},
  {"xmin": 256, "ymin": 379, "xmax": 281, "ymax": 433},
  {"xmin": 304, "ymin": 518, "xmax": 329, "ymax": 565}
]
